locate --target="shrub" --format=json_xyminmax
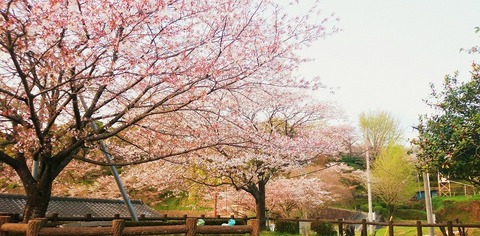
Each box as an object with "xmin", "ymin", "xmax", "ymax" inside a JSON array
[
  {"xmin": 310, "ymin": 220, "xmax": 336, "ymax": 236},
  {"xmin": 344, "ymin": 224, "xmax": 355, "ymax": 236},
  {"xmin": 275, "ymin": 219, "xmax": 299, "ymax": 234}
]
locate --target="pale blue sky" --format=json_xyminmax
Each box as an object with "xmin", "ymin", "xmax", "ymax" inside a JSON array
[{"xmin": 299, "ymin": 0, "xmax": 480, "ymax": 142}]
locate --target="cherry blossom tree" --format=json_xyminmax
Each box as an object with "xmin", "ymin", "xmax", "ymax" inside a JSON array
[
  {"xmin": 210, "ymin": 177, "xmax": 332, "ymax": 219},
  {"xmin": 182, "ymin": 88, "xmax": 351, "ymax": 228},
  {"xmin": 0, "ymin": 0, "xmax": 337, "ymax": 221},
  {"xmin": 50, "ymin": 159, "xmax": 185, "ymax": 204}
]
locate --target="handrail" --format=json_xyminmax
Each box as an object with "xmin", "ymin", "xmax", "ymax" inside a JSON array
[
  {"xmin": 0, "ymin": 216, "xmax": 260, "ymax": 236},
  {"xmin": 275, "ymin": 217, "xmax": 480, "ymax": 236}
]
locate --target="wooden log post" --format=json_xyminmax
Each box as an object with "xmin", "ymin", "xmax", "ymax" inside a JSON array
[
  {"xmin": 51, "ymin": 213, "xmax": 59, "ymax": 224},
  {"xmin": 112, "ymin": 219, "xmax": 125, "ymax": 236},
  {"xmin": 416, "ymin": 221, "xmax": 423, "ymax": 236},
  {"xmin": 27, "ymin": 218, "xmax": 46, "ymax": 236},
  {"xmin": 185, "ymin": 218, "xmax": 197, "ymax": 236},
  {"xmin": 361, "ymin": 219, "xmax": 367, "ymax": 236},
  {"xmin": 455, "ymin": 219, "xmax": 466, "ymax": 236},
  {"xmin": 85, "ymin": 213, "xmax": 92, "ymax": 221},
  {"xmin": 295, "ymin": 217, "xmax": 300, "ymax": 234},
  {"xmin": 337, "ymin": 219, "xmax": 343, "ymax": 236},
  {"xmin": 447, "ymin": 221, "xmax": 454, "ymax": 236},
  {"xmin": 248, "ymin": 219, "xmax": 260, "ymax": 236},
  {"xmin": 0, "ymin": 216, "xmax": 11, "ymax": 236},
  {"xmin": 388, "ymin": 220, "xmax": 394, "ymax": 236}
]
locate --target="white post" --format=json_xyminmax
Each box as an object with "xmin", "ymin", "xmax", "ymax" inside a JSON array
[{"xmin": 423, "ymin": 172, "xmax": 434, "ymax": 236}]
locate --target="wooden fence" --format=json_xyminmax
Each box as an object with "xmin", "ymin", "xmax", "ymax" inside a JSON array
[
  {"xmin": 0, "ymin": 213, "xmax": 252, "ymax": 223},
  {"xmin": 0, "ymin": 216, "xmax": 260, "ymax": 236},
  {"xmin": 278, "ymin": 217, "xmax": 480, "ymax": 236},
  {"xmin": 2, "ymin": 214, "xmax": 480, "ymax": 236}
]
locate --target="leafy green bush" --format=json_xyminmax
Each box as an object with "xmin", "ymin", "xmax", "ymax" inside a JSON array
[
  {"xmin": 344, "ymin": 224, "xmax": 355, "ymax": 236},
  {"xmin": 310, "ymin": 220, "xmax": 336, "ymax": 236},
  {"xmin": 274, "ymin": 220, "xmax": 298, "ymax": 234},
  {"xmin": 373, "ymin": 205, "xmax": 386, "ymax": 216}
]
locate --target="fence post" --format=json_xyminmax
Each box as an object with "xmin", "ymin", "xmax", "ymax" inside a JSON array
[
  {"xmin": 51, "ymin": 213, "xmax": 59, "ymax": 224},
  {"xmin": 455, "ymin": 219, "xmax": 465, "ymax": 236},
  {"xmin": 112, "ymin": 219, "xmax": 125, "ymax": 236},
  {"xmin": 0, "ymin": 216, "xmax": 11, "ymax": 236},
  {"xmin": 447, "ymin": 221, "xmax": 454, "ymax": 236},
  {"xmin": 337, "ymin": 219, "xmax": 343, "ymax": 236},
  {"xmin": 295, "ymin": 217, "xmax": 300, "ymax": 234},
  {"xmin": 186, "ymin": 218, "xmax": 197, "ymax": 236},
  {"xmin": 27, "ymin": 218, "xmax": 46, "ymax": 236},
  {"xmin": 388, "ymin": 220, "xmax": 394, "ymax": 236},
  {"xmin": 416, "ymin": 221, "xmax": 423, "ymax": 236},
  {"xmin": 248, "ymin": 219, "xmax": 260, "ymax": 236},
  {"xmin": 361, "ymin": 219, "xmax": 367, "ymax": 236}
]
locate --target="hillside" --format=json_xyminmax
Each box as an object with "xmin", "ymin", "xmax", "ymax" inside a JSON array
[{"xmin": 432, "ymin": 195, "xmax": 480, "ymax": 223}]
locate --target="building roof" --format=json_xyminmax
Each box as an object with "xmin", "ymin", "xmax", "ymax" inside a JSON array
[{"xmin": 0, "ymin": 194, "xmax": 161, "ymax": 218}]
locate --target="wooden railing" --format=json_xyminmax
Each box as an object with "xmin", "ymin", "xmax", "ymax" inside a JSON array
[
  {"xmin": 0, "ymin": 216, "xmax": 260, "ymax": 236},
  {"xmin": 277, "ymin": 217, "xmax": 480, "ymax": 236},
  {"xmin": 3, "ymin": 214, "xmax": 480, "ymax": 236},
  {"xmin": 0, "ymin": 213, "xmax": 252, "ymax": 223}
]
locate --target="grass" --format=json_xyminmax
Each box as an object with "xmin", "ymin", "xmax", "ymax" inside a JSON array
[
  {"xmin": 260, "ymin": 231, "xmax": 300, "ymax": 236},
  {"xmin": 153, "ymin": 196, "xmax": 187, "ymax": 210},
  {"xmin": 375, "ymin": 226, "xmax": 480, "ymax": 236},
  {"xmin": 393, "ymin": 209, "xmax": 426, "ymax": 221},
  {"xmin": 152, "ymin": 195, "xmax": 212, "ymax": 217},
  {"xmin": 431, "ymin": 194, "xmax": 480, "ymax": 210},
  {"xmin": 375, "ymin": 226, "xmax": 441, "ymax": 236}
]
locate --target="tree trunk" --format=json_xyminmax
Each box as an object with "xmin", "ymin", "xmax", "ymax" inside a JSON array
[
  {"xmin": 23, "ymin": 189, "xmax": 51, "ymax": 221},
  {"xmin": 244, "ymin": 179, "xmax": 269, "ymax": 231},
  {"xmin": 254, "ymin": 180, "xmax": 267, "ymax": 230},
  {"xmin": 23, "ymin": 178, "xmax": 53, "ymax": 222},
  {"xmin": 15, "ymin": 158, "xmax": 55, "ymax": 222}
]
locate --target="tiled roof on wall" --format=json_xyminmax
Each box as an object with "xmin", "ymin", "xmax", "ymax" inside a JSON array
[{"xmin": 0, "ymin": 194, "xmax": 161, "ymax": 218}]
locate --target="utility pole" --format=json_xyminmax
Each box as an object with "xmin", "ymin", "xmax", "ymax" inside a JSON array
[
  {"xmin": 423, "ymin": 172, "xmax": 435, "ymax": 236},
  {"xmin": 366, "ymin": 149, "xmax": 374, "ymax": 235}
]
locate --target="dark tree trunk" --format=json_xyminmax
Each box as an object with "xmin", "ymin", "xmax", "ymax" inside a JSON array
[
  {"xmin": 23, "ymin": 180, "xmax": 53, "ymax": 221},
  {"xmin": 247, "ymin": 180, "xmax": 267, "ymax": 230},
  {"xmin": 14, "ymin": 155, "xmax": 56, "ymax": 222},
  {"xmin": 256, "ymin": 180, "xmax": 267, "ymax": 230}
]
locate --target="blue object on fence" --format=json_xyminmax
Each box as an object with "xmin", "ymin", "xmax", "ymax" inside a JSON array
[
  {"xmin": 228, "ymin": 219, "xmax": 236, "ymax": 226},
  {"xmin": 197, "ymin": 219, "xmax": 205, "ymax": 226}
]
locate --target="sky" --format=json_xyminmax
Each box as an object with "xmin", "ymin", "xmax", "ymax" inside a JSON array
[{"xmin": 297, "ymin": 0, "xmax": 480, "ymax": 142}]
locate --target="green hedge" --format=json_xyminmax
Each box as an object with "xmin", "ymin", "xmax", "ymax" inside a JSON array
[
  {"xmin": 275, "ymin": 220, "xmax": 299, "ymax": 234},
  {"xmin": 310, "ymin": 220, "xmax": 336, "ymax": 236}
]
